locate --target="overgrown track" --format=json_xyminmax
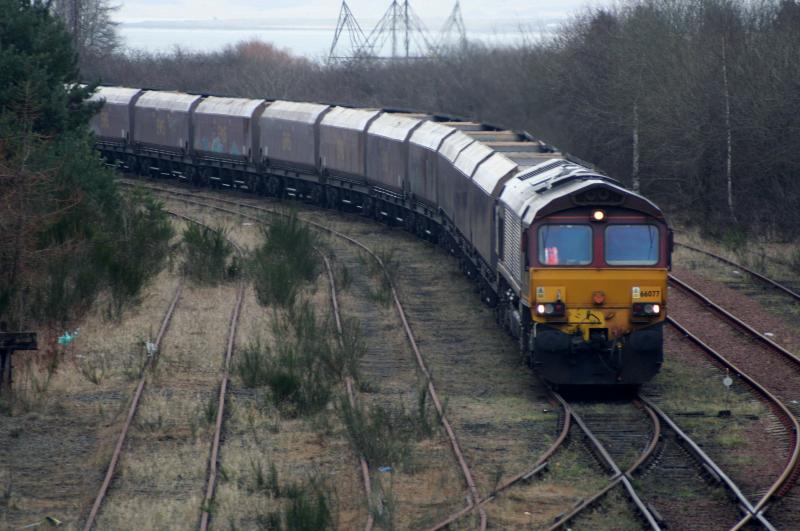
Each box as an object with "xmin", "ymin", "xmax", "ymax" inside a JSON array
[
  {"xmin": 428, "ymin": 395, "xmax": 571, "ymax": 530},
  {"xmin": 193, "ymin": 212, "xmax": 245, "ymax": 531},
  {"xmin": 665, "ymin": 311, "xmax": 797, "ymax": 529},
  {"xmin": 82, "ymin": 269, "xmax": 183, "ymax": 531},
  {"xmin": 121, "ymin": 180, "xmax": 488, "ymax": 528},
  {"xmin": 674, "ymin": 241, "xmax": 800, "ymax": 302},
  {"xmin": 321, "ymin": 253, "xmax": 374, "ymax": 531},
  {"xmin": 83, "ymin": 211, "xmax": 249, "ymax": 531}
]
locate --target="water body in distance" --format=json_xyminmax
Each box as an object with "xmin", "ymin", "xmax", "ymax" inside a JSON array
[{"xmin": 118, "ymin": 19, "xmax": 555, "ymax": 59}]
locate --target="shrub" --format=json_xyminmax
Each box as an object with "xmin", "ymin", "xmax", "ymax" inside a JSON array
[
  {"xmin": 236, "ymin": 300, "xmax": 339, "ymax": 417},
  {"xmin": 251, "ymin": 211, "xmax": 318, "ymax": 307},
  {"xmin": 181, "ymin": 223, "xmax": 233, "ymax": 284},
  {"xmin": 248, "ymin": 465, "xmax": 335, "ymax": 531},
  {"xmin": 339, "ymin": 388, "xmax": 435, "ymax": 471}
]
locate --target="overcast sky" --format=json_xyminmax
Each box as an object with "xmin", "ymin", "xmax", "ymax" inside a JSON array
[{"xmin": 116, "ymin": 0, "xmax": 606, "ymax": 23}]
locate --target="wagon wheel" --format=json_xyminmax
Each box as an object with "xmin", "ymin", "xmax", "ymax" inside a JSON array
[
  {"xmin": 310, "ymin": 185, "xmax": 323, "ymax": 205},
  {"xmin": 404, "ymin": 211, "xmax": 416, "ymax": 233},
  {"xmin": 325, "ymin": 187, "xmax": 339, "ymax": 210},
  {"xmin": 126, "ymin": 155, "xmax": 139, "ymax": 175},
  {"xmin": 266, "ymin": 175, "xmax": 281, "ymax": 197},
  {"xmin": 184, "ymin": 165, "xmax": 197, "ymax": 186},
  {"xmin": 362, "ymin": 196, "xmax": 374, "ymax": 217}
]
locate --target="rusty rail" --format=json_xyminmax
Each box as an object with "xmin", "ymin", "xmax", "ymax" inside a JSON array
[
  {"xmin": 666, "ymin": 316, "xmax": 798, "ymax": 530},
  {"xmin": 82, "ymin": 235, "xmax": 184, "ymax": 531},
  {"xmin": 669, "ymin": 273, "xmax": 800, "ymax": 526},
  {"xmin": 198, "ymin": 218, "xmax": 246, "ymax": 531},
  {"xmin": 125, "ymin": 181, "xmax": 489, "ymax": 529},
  {"xmin": 427, "ymin": 395, "xmax": 571, "ymax": 530},
  {"xmin": 322, "ymin": 253, "xmax": 375, "ymax": 531},
  {"xmin": 639, "ymin": 393, "xmax": 777, "ymax": 530},
  {"xmin": 546, "ymin": 394, "xmax": 662, "ymax": 531},
  {"xmin": 674, "ymin": 241, "xmax": 800, "ymax": 301},
  {"xmin": 668, "ymin": 274, "xmax": 800, "ymax": 363}
]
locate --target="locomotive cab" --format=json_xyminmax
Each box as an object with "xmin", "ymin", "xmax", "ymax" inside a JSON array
[
  {"xmin": 496, "ymin": 160, "xmax": 671, "ymax": 386},
  {"xmin": 527, "ymin": 206, "xmax": 669, "ymax": 385}
]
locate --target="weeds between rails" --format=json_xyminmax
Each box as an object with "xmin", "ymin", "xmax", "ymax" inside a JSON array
[
  {"xmin": 83, "ymin": 253, "xmax": 183, "ymax": 530},
  {"xmin": 124, "ymin": 181, "xmax": 489, "ymax": 528},
  {"xmin": 230, "ymin": 205, "xmax": 439, "ymax": 526}
]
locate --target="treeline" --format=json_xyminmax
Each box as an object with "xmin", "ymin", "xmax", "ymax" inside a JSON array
[
  {"xmin": 81, "ymin": 0, "xmax": 800, "ymax": 238},
  {"xmin": 0, "ymin": 0, "xmax": 172, "ymax": 331}
]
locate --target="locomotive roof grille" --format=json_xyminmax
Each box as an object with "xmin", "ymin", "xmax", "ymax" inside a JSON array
[
  {"xmin": 529, "ymin": 171, "xmax": 619, "ymax": 194},
  {"xmin": 517, "ymin": 160, "xmax": 569, "ymax": 181}
]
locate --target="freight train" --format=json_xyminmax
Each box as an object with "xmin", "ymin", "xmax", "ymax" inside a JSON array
[{"xmin": 89, "ymin": 86, "xmax": 672, "ymax": 386}]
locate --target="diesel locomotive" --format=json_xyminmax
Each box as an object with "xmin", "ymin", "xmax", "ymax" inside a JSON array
[{"xmin": 89, "ymin": 86, "xmax": 672, "ymax": 386}]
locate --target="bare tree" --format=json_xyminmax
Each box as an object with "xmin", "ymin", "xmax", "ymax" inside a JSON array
[{"xmin": 51, "ymin": 0, "xmax": 119, "ymax": 56}]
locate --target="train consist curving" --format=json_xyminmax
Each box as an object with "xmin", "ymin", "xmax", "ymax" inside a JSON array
[{"xmin": 90, "ymin": 86, "xmax": 672, "ymax": 386}]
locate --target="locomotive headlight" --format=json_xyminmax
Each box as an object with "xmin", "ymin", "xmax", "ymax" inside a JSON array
[
  {"xmin": 591, "ymin": 209, "xmax": 606, "ymax": 222},
  {"xmin": 536, "ymin": 302, "xmax": 566, "ymax": 317},
  {"xmin": 633, "ymin": 303, "xmax": 661, "ymax": 317}
]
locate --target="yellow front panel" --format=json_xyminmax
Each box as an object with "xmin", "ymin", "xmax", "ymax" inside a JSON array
[{"xmin": 530, "ymin": 268, "xmax": 668, "ymax": 340}]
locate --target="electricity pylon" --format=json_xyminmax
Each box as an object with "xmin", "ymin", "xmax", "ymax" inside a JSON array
[{"xmin": 328, "ymin": 1, "xmax": 369, "ymax": 62}]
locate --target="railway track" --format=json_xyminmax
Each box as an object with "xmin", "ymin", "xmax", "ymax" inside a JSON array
[
  {"xmin": 124, "ymin": 180, "xmax": 489, "ymax": 528},
  {"xmin": 674, "ymin": 241, "xmax": 800, "ymax": 302},
  {"xmin": 667, "ymin": 270, "xmax": 800, "ymax": 528},
  {"xmin": 82, "ymin": 270, "xmax": 182, "ymax": 530},
  {"xmin": 83, "ymin": 211, "xmax": 246, "ymax": 530},
  {"xmin": 321, "ymin": 253, "xmax": 375, "ymax": 531},
  {"xmin": 196, "ymin": 214, "xmax": 246, "ymax": 531},
  {"xmin": 545, "ymin": 395, "xmax": 661, "ymax": 530},
  {"xmin": 121, "ymin": 178, "xmax": 783, "ymax": 530},
  {"xmin": 433, "ymin": 388, "xmax": 766, "ymax": 530}
]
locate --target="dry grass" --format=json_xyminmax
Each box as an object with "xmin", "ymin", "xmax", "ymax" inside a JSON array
[
  {"xmin": 676, "ymin": 226, "xmax": 800, "ymax": 284},
  {"xmin": 645, "ymin": 331, "xmax": 776, "ymax": 479},
  {"xmin": 1, "ymin": 234, "xmax": 183, "ymax": 530},
  {"xmin": 95, "ymin": 280, "xmax": 238, "ymax": 528},
  {"xmin": 213, "ymin": 281, "xmax": 366, "ymax": 529}
]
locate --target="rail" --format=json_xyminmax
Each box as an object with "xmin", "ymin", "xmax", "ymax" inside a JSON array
[
  {"xmin": 83, "ymin": 218, "xmax": 184, "ymax": 531},
  {"xmin": 665, "ymin": 316, "xmax": 798, "ymax": 530},
  {"xmin": 546, "ymin": 394, "xmax": 662, "ymax": 531},
  {"xmin": 674, "ymin": 241, "xmax": 800, "ymax": 302}
]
